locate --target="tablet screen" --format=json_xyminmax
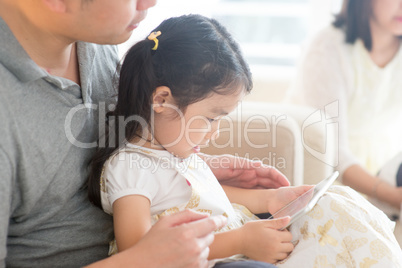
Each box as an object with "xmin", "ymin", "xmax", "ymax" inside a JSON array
[{"xmin": 268, "ymin": 171, "xmax": 339, "ymax": 229}]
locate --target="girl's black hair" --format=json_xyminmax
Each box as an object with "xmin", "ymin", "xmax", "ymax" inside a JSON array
[
  {"xmin": 333, "ymin": 0, "xmax": 373, "ymax": 50},
  {"xmin": 88, "ymin": 14, "xmax": 253, "ymax": 208}
]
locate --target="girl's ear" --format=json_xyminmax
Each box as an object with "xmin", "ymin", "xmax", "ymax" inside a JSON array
[
  {"xmin": 152, "ymin": 86, "xmax": 173, "ymax": 113},
  {"xmin": 42, "ymin": 0, "xmax": 67, "ymax": 13}
]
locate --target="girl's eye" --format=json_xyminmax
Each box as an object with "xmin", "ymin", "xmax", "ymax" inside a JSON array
[{"xmin": 206, "ymin": 117, "xmax": 216, "ymax": 123}]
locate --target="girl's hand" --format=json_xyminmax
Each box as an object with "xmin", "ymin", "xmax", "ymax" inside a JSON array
[
  {"xmin": 239, "ymin": 217, "xmax": 293, "ymax": 263},
  {"xmin": 267, "ymin": 185, "xmax": 314, "ymax": 215}
]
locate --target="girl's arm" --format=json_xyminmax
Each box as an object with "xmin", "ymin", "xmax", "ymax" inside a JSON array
[
  {"xmin": 221, "ymin": 185, "xmax": 273, "ymax": 214},
  {"xmin": 112, "ymin": 195, "xmax": 152, "ymax": 252},
  {"xmin": 222, "ymin": 185, "xmax": 314, "ymax": 215}
]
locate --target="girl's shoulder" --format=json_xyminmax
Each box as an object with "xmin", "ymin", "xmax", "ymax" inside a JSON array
[
  {"xmin": 104, "ymin": 143, "xmax": 178, "ymax": 175},
  {"xmin": 106, "ymin": 144, "xmax": 168, "ymax": 162},
  {"xmin": 104, "ymin": 144, "xmax": 153, "ymax": 170}
]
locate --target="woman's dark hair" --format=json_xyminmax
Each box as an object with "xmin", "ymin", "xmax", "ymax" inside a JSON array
[
  {"xmin": 88, "ymin": 14, "xmax": 253, "ymax": 208},
  {"xmin": 333, "ymin": 0, "xmax": 374, "ymax": 50}
]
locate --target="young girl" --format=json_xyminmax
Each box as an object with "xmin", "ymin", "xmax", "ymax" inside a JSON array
[{"xmin": 88, "ymin": 14, "xmax": 402, "ymax": 267}]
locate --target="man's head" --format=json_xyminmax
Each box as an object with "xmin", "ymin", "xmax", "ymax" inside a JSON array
[{"xmin": 0, "ymin": 0, "xmax": 157, "ymax": 45}]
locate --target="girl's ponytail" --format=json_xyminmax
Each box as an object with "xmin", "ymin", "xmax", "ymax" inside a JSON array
[{"xmin": 88, "ymin": 40, "xmax": 157, "ymax": 208}]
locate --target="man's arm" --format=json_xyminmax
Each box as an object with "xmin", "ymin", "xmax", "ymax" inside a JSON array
[{"xmin": 0, "ymin": 148, "xmax": 13, "ymax": 267}]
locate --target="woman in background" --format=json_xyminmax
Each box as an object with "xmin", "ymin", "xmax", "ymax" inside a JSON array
[{"xmin": 288, "ymin": 0, "xmax": 402, "ymax": 213}]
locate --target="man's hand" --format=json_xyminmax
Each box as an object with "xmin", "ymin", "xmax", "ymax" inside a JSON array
[
  {"xmin": 87, "ymin": 210, "xmax": 227, "ymax": 268},
  {"xmin": 199, "ymin": 153, "xmax": 290, "ymax": 189},
  {"xmin": 131, "ymin": 210, "xmax": 227, "ymax": 268}
]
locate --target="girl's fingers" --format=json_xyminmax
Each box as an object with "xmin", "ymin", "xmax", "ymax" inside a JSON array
[
  {"xmin": 276, "ymin": 252, "xmax": 291, "ymax": 262},
  {"xmin": 263, "ymin": 216, "xmax": 291, "ymax": 230},
  {"xmin": 271, "ymin": 242, "xmax": 294, "ymax": 262},
  {"xmin": 280, "ymin": 241, "xmax": 295, "ymax": 253},
  {"xmin": 279, "ymin": 229, "xmax": 293, "ymax": 241}
]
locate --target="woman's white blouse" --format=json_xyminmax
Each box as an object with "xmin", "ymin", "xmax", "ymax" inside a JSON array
[{"xmin": 287, "ymin": 25, "xmax": 402, "ymax": 176}]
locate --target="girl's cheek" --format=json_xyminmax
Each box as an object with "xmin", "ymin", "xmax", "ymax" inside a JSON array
[
  {"xmin": 186, "ymin": 127, "xmax": 210, "ymax": 144},
  {"xmin": 188, "ymin": 119, "xmax": 211, "ymax": 131}
]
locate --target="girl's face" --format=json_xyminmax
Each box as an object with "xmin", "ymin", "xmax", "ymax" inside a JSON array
[
  {"xmin": 153, "ymin": 88, "xmax": 245, "ymax": 159},
  {"xmin": 371, "ymin": 0, "xmax": 402, "ymax": 36}
]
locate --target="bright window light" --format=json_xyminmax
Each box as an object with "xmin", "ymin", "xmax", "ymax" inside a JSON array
[{"xmin": 118, "ymin": 0, "xmax": 341, "ymax": 67}]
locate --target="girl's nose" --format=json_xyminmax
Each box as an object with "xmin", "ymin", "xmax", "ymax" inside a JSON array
[
  {"xmin": 210, "ymin": 129, "xmax": 220, "ymax": 141},
  {"xmin": 209, "ymin": 121, "xmax": 220, "ymax": 141}
]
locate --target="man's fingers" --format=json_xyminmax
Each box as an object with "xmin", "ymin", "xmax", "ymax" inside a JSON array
[
  {"xmin": 161, "ymin": 210, "xmax": 209, "ymax": 227},
  {"xmin": 159, "ymin": 211, "xmax": 227, "ymax": 238},
  {"xmin": 188, "ymin": 215, "xmax": 227, "ymax": 238},
  {"xmin": 234, "ymin": 159, "xmax": 262, "ymax": 169},
  {"xmin": 191, "ymin": 238, "xmax": 211, "ymax": 268},
  {"xmin": 198, "ymin": 238, "xmax": 212, "ymax": 258},
  {"xmin": 256, "ymin": 166, "xmax": 290, "ymax": 188}
]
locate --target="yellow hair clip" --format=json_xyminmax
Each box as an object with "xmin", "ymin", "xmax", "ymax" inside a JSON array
[{"xmin": 147, "ymin": 31, "xmax": 162, "ymax": 51}]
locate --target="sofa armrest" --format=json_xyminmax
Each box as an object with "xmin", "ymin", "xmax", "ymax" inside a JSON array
[{"xmin": 271, "ymin": 103, "xmax": 337, "ymax": 185}]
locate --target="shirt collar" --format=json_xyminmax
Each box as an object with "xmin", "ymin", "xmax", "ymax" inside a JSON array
[
  {"xmin": 0, "ymin": 16, "xmax": 100, "ymax": 95},
  {"xmin": 0, "ymin": 16, "xmax": 47, "ymax": 83}
]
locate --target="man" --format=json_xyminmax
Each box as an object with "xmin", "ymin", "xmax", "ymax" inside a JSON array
[{"xmin": 0, "ymin": 0, "xmax": 289, "ymax": 266}]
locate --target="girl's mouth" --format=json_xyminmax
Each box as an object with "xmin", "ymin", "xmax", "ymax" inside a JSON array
[
  {"xmin": 127, "ymin": 23, "xmax": 139, "ymax": 31},
  {"xmin": 193, "ymin": 146, "xmax": 200, "ymax": 153}
]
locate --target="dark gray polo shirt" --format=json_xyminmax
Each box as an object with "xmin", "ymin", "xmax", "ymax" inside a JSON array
[{"xmin": 0, "ymin": 17, "xmax": 119, "ymax": 267}]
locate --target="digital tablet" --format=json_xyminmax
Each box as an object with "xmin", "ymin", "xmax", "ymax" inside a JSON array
[{"xmin": 268, "ymin": 171, "xmax": 339, "ymax": 230}]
